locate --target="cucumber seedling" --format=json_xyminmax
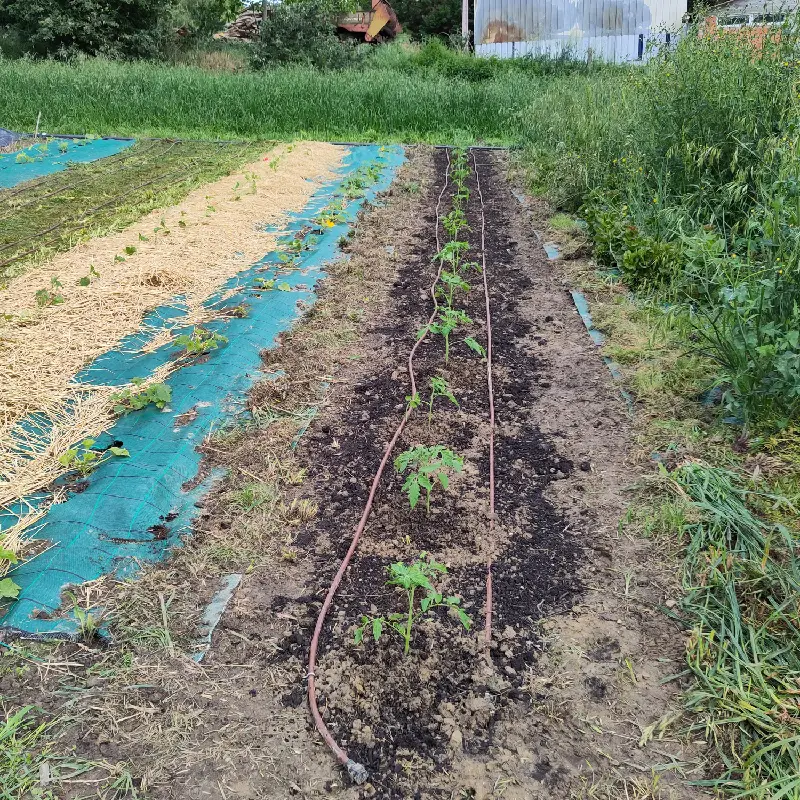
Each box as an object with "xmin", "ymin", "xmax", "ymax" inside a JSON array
[
  {"xmin": 354, "ymin": 554, "xmax": 471, "ymax": 656},
  {"xmin": 394, "ymin": 444, "xmax": 463, "ymax": 513},
  {"xmin": 174, "ymin": 327, "xmax": 228, "ymax": 357}
]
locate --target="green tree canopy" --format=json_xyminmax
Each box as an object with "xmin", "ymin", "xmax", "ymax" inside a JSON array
[{"xmin": 0, "ymin": 0, "xmax": 177, "ymax": 58}]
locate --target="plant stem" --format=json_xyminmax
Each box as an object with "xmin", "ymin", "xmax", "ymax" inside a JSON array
[{"xmin": 404, "ymin": 586, "xmax": 415, "ymax": 655}]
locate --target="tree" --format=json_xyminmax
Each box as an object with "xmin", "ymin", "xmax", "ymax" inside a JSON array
[
  {"xmin": 250, "ymin": 0, "xmax": 361, "ymax": 70},
  {"xmin": 0, "ymin": 0, "xmax": 176, "ymax": 59},
  {"xmin": 390, "ymin": 0, "xmax": 464, "ymax": 40}
]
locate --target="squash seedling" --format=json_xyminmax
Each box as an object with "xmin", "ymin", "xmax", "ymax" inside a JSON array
[
  {"xmin": 110, "ymin": 379, "xmax": 172, "ymax": 414},
  {"xmin": 77, "ymin": 265, "xmax": 100, "ymax": 287},
  {"xmin": 174, "ymin": 327, "xmax": 228, "ymax": 357},
  {"xmin": 59, "ymin": 439, "xmax": 130, "ymax": 477},
  {"xmin": 354, "ymin": 554, "xmax": 471, "ymax": 656},
  {"xmin": 0, "ymin": 547, "xmax": 20, "ymax": 601},
  {"xmin": 394, "ymin": 444, "xmax": 463, "ymax": 513},
  {"xmin": 35, "ymin": 277, "xmax": 64, "ymax": 308}
]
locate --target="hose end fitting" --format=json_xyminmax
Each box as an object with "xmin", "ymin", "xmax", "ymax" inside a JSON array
[{"xmin": 346, "ymin": 759, "xmax": 368, "ymax": 784}]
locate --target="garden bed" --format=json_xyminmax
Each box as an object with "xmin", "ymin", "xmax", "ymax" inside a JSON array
[{"xmin": 0, "ymin": 146, "xmax": 697, "ymax": 799}]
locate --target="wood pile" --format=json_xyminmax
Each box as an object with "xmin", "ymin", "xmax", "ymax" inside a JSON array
[{"xmin": 215, "ymin": 9, "xmax": 262, "ymax": 40}]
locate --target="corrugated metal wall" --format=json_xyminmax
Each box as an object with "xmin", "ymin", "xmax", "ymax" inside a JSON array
[{"xmin": 474, "ymin": 0, "xmax": 688, "ymax": 62}]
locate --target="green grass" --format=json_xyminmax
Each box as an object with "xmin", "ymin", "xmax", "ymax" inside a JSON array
[
  {"xmin": 0, "ymin": 139, "xmax": 266, "ymax": 281},
  {"xmin": 520, "ymin": 16, "xmax": 800, "ymax": 430},
  {"xmin": 0, "ymin": 57, "xmax": 534, "ymax": 144},
  {"xmin": 0, "ymin": 704, "xmax": 137, "ymax": 798}
]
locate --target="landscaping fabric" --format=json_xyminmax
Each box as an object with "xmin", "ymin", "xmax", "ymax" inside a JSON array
[
  {"xmin": 0, "ymin": 136, "xmax": 134, "ymax": 189},
  {"xmin": 0, "ymin": 144, "xmax": 405, "ymax": 636}
]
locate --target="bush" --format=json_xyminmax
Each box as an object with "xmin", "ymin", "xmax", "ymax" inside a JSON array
[
  {"xmin": 251, "ymin": 0, "xmax": 362, "ymax": 71},
  {"xmin": 522, "ymin": 16, "xmax": 800, "ymax": 430},
  {"xmin": 0, "ymin": 0, "xmax": 176, "ymax": 59}
]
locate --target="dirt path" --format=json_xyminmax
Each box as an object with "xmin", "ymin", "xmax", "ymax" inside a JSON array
[{"xmin": 0, "ymin": 148, "xmax": 697, "ymax": 799}]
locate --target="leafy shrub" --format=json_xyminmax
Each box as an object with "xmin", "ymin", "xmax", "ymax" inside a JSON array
[
  {"xmin": 0, "ymin": 0, "xmax": 177, "ymax": 59},
  {"xmin": 251, "ymin": 0, "xmax": 362, "ymax": 71},
  {"xmin": 525, "ymin": 14, "xmax": 800, "ymax": 430}
]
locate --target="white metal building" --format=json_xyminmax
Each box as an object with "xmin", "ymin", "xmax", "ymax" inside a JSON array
[{"xmin": 474, "ymin": 0, "xmax": 690, "ymax": 62}]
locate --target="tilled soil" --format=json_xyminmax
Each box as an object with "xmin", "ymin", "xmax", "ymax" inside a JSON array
[{"xmin": 0, "ymin": 147, "xmax": 699, "ymax": 800}]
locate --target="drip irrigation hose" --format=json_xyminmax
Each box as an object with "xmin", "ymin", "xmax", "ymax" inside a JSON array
[
  {"xmin": 472, "ymin": 152, "xmax": 496, "ymax": 647},
  {"xmin": 306, "ymin": 150, "xmax": 453, "ymax": 785}
]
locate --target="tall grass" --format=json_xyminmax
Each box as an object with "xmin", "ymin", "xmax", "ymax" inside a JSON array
[
  {"xmin": 674, "ymin": 463, "xmax": 800, "ymax": 797},
  {"xmin": 0, "ymin": 56, "xmax": 534, "ymax": 144},
  {"xmin": 522, "ymin": 18, "xmax": 800, "ymax": 430}
]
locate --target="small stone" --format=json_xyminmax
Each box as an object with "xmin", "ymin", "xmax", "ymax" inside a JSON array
[
  {"xmin": 502, "ymin": 625, "xmax": 517, "ymax": 640},
  {"xmin": 449, "ymin": 729, "xmax": 463, "ymax": 750},
  {"xmin": 665, "ymin": 599, "xmax": 677, "ymax": 609}
]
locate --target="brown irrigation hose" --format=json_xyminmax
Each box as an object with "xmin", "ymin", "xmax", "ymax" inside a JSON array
[
  {"xmin": 306, "ymin": 150, "xmax": 452, "ymax": 785},
  {"xmin": 472, "ymin": 153, "xmax": 496, "ymax": 647}
]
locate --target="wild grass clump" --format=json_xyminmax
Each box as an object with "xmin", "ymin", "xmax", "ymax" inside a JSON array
[
  {"xmin": 523, "ymin": 15, "xmax": 800, "ymax": 431},
  {"xmin": 672, "ymin": 462, "xmax": 800, "ymax": 797}
]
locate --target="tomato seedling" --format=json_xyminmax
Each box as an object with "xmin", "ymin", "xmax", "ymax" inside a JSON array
[
  {"xmin": 394, "ymin": 444, "xmax": 463, "ymax": 513},
  {"xmin": 354, "ymin": 554, "xmax": 471, "ymax": 656}
]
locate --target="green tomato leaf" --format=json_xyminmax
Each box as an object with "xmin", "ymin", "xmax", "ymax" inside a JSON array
[
  {"xmin": 108, "ymin": 447, "xmax": 130, "ymax": 457},
  {"xmin": 372, "ymin": 617, "xmax": 383, "ymax": 641}
]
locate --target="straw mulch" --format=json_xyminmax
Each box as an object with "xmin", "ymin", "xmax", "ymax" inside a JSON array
[{"xmin": 0, "ymin": 142, "xmax": 344, "ymax": 557}]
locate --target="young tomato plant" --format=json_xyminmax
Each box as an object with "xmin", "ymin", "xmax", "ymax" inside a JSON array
[
  {"xmin": 110, "ymin": 379, "xmax": 172, "ymax": 415},
  {"xmin": 442, "ymin": 208, "xmax": 469, "ymax": 240},
  {"xmin": 59, "ymin": 439, "xmax": 130, "ymax": 477},
  {"xmin": 438, "ymin": 270, "xmax": 470, "ymax": 308},
  {"xmin": 424, "ymin": 307, "xmax": 472, "ymax": 364},
  {"xmin": 435, "ymin": 240, "xmax": 470, "ymax": 274},
  {"xmin": 428, "ymin": 375, "xmax": 458, "ymax": 421},
  {"xmin": 354, "ymin": 554, "xmax": 471, "ymax": 656},
  {"xmin": 464, "ymin": 336, "xmax": 486, "ymax": 359},
  {"xmin": 394, "ymin": 445, "xmax": 463, "ymax": 513},
  {"xmin": 174, "ymin": 327, "xmax": 228, "ymax": 357}
]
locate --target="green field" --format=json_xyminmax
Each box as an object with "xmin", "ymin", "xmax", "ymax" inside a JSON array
[{"xmin": 0, "ymin": 57, "xmax": 538, "ymax": 144}]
